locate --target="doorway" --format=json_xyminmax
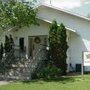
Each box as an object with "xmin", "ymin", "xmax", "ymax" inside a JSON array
[{"xmin": 28, "ymin": 35, "xmax": 48, "ymax": 59}]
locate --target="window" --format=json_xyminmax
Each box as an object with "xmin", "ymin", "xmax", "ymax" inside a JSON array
[{"xmin": 19, "ymin": 37, "xmax": 24, "ymax": 51}]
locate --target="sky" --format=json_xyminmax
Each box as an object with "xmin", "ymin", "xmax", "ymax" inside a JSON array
[{"xmin": 50, "ymin": 0, "xmax": 90, "ymax": 17}]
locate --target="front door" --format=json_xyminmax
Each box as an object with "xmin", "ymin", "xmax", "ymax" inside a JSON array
[{"xmin": 28, "ymin": 36, "xmax": 48, "ymax": 59}]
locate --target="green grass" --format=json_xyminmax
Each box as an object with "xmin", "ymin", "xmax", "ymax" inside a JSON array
[{"xmin": 0, "ymin": 75, "xmax": 90, "ymax": 90}]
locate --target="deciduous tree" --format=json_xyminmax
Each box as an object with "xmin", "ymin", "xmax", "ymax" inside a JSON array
[{"xmin": 0, "ymin": 0, "xmax": 38, "ymax": 38}]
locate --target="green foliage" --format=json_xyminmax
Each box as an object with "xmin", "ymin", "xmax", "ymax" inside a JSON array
[
  {"xmin": 0, "ymin": 75, "xmax": 90, "ymax": 90},
  {"xmin": 9, "ymin": 34, "xmax": 14, "ymax": 49},
  {"xmin": 4, "ymin": 35, "xmax": 11, "ymax": 53},
  {"xmin": 0, "ymin": 0, "xmax": 38, "ymax": 29},
  {"xmin": 49, "ymin": 21, "xmax": 68, "ymax": 75},
  {"xmin": 0, "ymin": 43, "xmax": 3, "ymax": 60},
  {"xmin": 0, "ymin": 35, "xmax": 15, "ymax": 74},
  {"xmin": 9, "ymin": 34, "xmax": 15, "ymax": 64},
  {"xmin": 4, "ymin": 35, "xmax": 15, "ymax": 72},
  {"xmin": 37, "ymin": 64, "xmax": 61, "ymax": 79},
  {"xmin": 49, "ymin": 21, "xmax": 58, "ymax": 44},
  {"xmin": 37, "ymin": 21, "xmax": 68, "ymax": 78},
  {"xmin": 0, "ymin": 43, "xmax": 4, "ymax": 73}
]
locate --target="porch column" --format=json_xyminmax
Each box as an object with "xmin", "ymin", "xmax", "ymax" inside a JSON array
[{"xmin": 66, "ymin": 31, "xmax": 70, "ymax": 72}]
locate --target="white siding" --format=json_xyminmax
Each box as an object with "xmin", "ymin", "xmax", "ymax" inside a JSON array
[
  {"xmin": 11, "ymin": 20, "xmax": 50, "ymax": 56},
  {"xmin": 37, "ymin": 5, "xmax": 90, "ymax": 71},
  {"xmin": 1, "ymin": 4, "xmax": 90, "ymax": 71}
]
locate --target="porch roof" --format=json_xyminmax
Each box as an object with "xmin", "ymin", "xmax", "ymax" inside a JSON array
[{"xmin": 38, "ymin": 17, "xmax": 76, "ymax": 33}]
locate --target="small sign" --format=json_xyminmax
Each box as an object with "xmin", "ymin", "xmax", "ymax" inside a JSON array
[{"xmin": 84, "ymin": 52, "xmax": 90, "ymax": 66}]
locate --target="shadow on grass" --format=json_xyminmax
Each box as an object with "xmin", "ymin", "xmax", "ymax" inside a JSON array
[{"xmin": 22, "ymin": 76, "xmax": 77, "ymax": 84}]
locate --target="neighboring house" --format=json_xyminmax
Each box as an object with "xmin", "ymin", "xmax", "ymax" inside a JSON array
[{"xmin": 1, "ymin": 0, "xmax": 90, "ymax": 72}]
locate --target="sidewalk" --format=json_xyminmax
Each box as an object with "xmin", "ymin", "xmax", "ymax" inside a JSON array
[{"xmin": 0, "ymin": 81, "xmax": 9, "ymax": 86}]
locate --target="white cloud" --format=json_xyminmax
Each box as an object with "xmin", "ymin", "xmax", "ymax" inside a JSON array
[
  {"xmin": 44, "ymin": 0, "xmax": 90, "ymax": 9},
  {"xmin": 84, "ymin": 1, "xmax": 90, "ymax": 4},
  {"xmin": 52, "ymin": 1, "xmax": 82, "ymax": 9}
]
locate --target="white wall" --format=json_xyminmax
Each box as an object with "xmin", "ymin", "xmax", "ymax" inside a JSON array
[
  {"xmin": 1, "ymin": 4, "xmax": 90, "ymax": 71},
  {"xmin": 11, "ymin": 20, "xmax": 50, "ymax": 57},
  {"xmin": 37, "ymin": 5, "xmax": 90, "ymax": 71},
  {"xmin": 0, "ymin": 29, "xmax": 13, "ymax": 44}
]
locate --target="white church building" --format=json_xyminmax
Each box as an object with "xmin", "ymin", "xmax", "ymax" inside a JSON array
[{"xmin": 1, "ymin": 0, "xmax": 90, "ymax": 72}]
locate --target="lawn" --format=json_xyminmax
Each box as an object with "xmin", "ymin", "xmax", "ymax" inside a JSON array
[{"xmin": 0, "ymin": 75, "xmax": 90, "ymax": 90}]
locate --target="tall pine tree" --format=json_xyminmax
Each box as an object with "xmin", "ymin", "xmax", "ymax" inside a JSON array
[
  {"xmin": 9, "ymin": 34, "xmax": 15, "ymax": 64},
  {"xmin": 58, "ymin": 23, "xmax": 68, "ymax": 74},
  {"xmin": 49, "ymin": 21, "xmax": 68, "ymax": 74},
  {"xmin": 4, "ymin": 35, "xmax": 11, "ymax": 54},
  {"xmin": 0, "ymin": 43, "xmax": 3, "ymax": 60},
  {"xmin": 0, "ymin": 43, "xmax": 4, "ymax": 73},
  {"xmin": 9, "ymin": 34, "xmax": 14, "ymax": 50}
]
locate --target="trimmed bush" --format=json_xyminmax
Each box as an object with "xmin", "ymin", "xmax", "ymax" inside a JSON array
[{"xmin": 37, "ymin": 64, "xmax": 61, "ymax": 79}]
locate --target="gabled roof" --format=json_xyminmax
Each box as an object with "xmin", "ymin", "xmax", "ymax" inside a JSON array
[{"xmin": 39, "ymin": 4, "xmax": 90, "ymax": 22}]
